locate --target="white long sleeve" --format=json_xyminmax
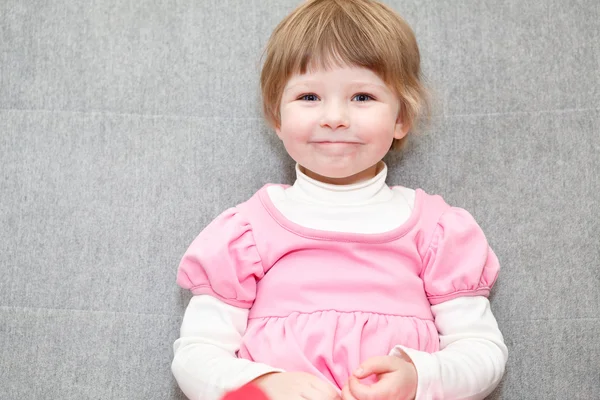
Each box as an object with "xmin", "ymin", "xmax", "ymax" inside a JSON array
[
  {"xmin": 174, "ymin": 295, "xmax": 506, "ymax": 400},
  {"xmin": 171, "ymin": 295, "xmax": 283, "ymax": 400},
  {"xmin": 391, "ymin": 296, "xmax": 508, "ymax": 400},
  {"xmin": 173, "ymin": 162, "xmax": 506, "ymax": 398}
]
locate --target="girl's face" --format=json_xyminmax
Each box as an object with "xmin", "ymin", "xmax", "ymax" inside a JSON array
[{"xmin": 276, "ymin": 64, "xmax": 409, "ymax": 185}]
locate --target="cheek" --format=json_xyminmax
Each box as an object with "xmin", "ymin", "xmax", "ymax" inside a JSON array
[
  {"xmin": 280, "ymin": 106, "xmax": 315, "ymax": 141},
  {"xmin": 355, "ymin": 108, "xmax": 397, "ymax": 142}
]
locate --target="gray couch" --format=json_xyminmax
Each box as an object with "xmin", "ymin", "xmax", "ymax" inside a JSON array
[{"xmin": 1, "ymin": 1, "xmax": 598, "ymax": 399}]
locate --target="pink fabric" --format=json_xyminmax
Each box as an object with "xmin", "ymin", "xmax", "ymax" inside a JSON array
[
  {"xmin": 421, "ymin": 209, "xmax": 499, "ymax": 305},
  {"xmin": 176, "ymin": 185, "xmax": 500, "ymax": 389}
]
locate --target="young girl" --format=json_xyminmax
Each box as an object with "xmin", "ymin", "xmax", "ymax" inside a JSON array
[{"xmin": 172, "ymin": 1, "xmax": 508, "ymax": 399}]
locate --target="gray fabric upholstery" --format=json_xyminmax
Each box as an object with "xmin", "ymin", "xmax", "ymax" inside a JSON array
[{"xmin": 1, "ymin": 1, "xmax": 599, "ymax": 399}]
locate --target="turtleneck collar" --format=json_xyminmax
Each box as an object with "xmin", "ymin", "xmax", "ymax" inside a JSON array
[{"xmin": 287, "ymin": 161, "xmax": 393, "ymax": 206}]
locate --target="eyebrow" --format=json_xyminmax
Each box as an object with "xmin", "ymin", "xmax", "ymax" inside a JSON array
[
  {"xmin": 349, "ymin": 82, "xmax": 390, "ymax": 91},
  {"xmin": 283, "ymin": 82, "xmax": 316, "ymax": 93},
  {"xmin": 284, "ymin": 81, "xmax": 389, "ymax": 93}
]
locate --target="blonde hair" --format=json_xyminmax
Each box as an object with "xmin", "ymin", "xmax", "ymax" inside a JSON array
[{"xmin": 260, "ymin": 0, "xmax": 430, "ymax": 150}]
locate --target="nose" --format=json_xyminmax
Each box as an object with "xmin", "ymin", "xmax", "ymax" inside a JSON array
[{"xmin": 319, "ymin": 100, "xmax": 349, "ymax": 130}]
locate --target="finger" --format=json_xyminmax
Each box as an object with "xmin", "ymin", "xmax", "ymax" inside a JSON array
[
  {"xmin": 348, "ymin": 376, "xmax": 372, "ymax": 400},
  {"xmin": 350, "ymin": 375, "xmax": 401, "ymax": 400},
  {"xmin": 308, "ymin": 381, "xmax": 343, "ymax": 400},
  {"xmin": 300, "ymin": 384, "xmax": 327, "ymax": 400},
  {"xmin": 354, "ymin": 356, "xmax": 400, "ymax": 378},
  {"xmin": 341, "ymin": 383, "xmax": 359, "ymax": 400},
  {"xmin": 301, "ymin": 390, "xmax": 340, "ymax": 400},
  {"xmin": 349, "ymin": 375, "xmax": 392, "ymax": 400}
]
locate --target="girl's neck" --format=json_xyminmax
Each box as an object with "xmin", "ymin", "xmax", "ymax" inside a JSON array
[
  {"xmin": 300, "ymin": 162, "xmax": 382, "ymax": 186},
  {"xmin": 290, "ymin": 161, "xmax": 391, "ymax": 206}
]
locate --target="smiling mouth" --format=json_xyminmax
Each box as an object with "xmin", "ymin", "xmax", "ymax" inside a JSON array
[{"xmin": 313, "ymin": 141, "xmax": 362, "ymax": 144}]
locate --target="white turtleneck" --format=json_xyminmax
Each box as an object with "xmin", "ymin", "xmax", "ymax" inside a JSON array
[
  {"xmin": 266, "ymin": 162, "xmax": 416, "ymax": 234},
  {"xmin": 172, "ymin": 163, "xmax": 507, "ymax": 400}
]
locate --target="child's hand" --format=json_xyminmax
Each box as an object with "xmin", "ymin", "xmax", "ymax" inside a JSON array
[
  {"xmin": 341, "ymin": 355, "xmax": 417, "ymax": 400},
  {"xmin": 252, "ymin": 371, "xmax": 342, "ymax": 400}
]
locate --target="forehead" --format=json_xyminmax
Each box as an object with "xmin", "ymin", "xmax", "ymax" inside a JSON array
[{"xmin": 284, "ymin": 64, "xmax": 387, "ymax": 88}]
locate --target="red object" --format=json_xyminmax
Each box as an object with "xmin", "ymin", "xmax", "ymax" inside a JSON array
[{"xmin": 220, "ymin": 383, "xmax": 270, "ymax": 400}]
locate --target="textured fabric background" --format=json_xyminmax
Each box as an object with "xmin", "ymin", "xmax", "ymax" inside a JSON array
[{"xmin": 1, "ymin": 1, "xmax": 599, "ymax": 399}]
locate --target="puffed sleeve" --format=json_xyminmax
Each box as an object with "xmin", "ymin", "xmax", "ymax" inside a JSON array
[
  {"xmin": 176, "ymin": 207, "xmax": 265, "ymax": 309},
  {"xmin": 421, "ymin": 207, "xmax": 500, "ymax": 305}
]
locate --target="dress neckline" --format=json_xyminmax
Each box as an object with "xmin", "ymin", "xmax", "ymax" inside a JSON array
[{"xmin": 258, "ymin": 185, "xmax": 425, "ymax": 243}]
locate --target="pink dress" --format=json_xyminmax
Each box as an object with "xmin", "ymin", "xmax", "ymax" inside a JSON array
[{"xmin": 176, "ymin": 185, "xmax": 499, "ymax": 389}]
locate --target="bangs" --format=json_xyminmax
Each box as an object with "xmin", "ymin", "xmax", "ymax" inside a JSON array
[
  {"xmin": 281, "ymin": 1, "xmax": 397, "ymax": 82},
  {"xmin": 260, "ymin": 0, "xmax": 429, "ymax": 150}
]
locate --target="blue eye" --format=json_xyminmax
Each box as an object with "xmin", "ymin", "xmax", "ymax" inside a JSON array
[
  {"xmin": 353, "ymin": 93, "xmax": 373, "ymax": 102},
  {"xmin": 300, "ymin": 94, "xmax": 319, "ymax": 101}
]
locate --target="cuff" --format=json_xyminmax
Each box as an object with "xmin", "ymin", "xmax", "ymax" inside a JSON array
[
  {"xmin": 235, "ymin": 363, "xmax": 285, "ymax": 389},
  {"xmin": 389, "ymin": 345, "xmax": 436, "ymax": 400}
]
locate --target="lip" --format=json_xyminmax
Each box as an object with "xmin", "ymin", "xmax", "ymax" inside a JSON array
[{"xmin": 311, "ymin": 141, "xmax": 362, "ymax": 145}]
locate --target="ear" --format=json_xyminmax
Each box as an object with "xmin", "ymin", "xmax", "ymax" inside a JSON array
[
  {"xmin": 275, "ymin": 125, "xmax": 283, "ymax": 139},
  {"xmin": 394, "ymin": 113, "xmax": 411, "ymax": 140}
]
